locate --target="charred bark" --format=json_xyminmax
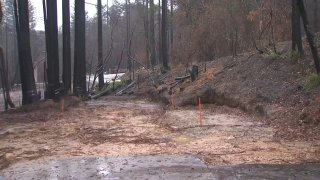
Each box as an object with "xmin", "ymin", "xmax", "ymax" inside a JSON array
[
  {"xmin": 97, "ymin": 0, "xmax": 104, "ymax": 90},
  {"xmin": 73, "ymin": 0, "xmax": 87, "ymax": 97},
  {"xmin": 162, "ymin": 0, "xmax": 169, "ymax": 69},
  {"xmin": 0, "ymin": 47, "xmax": 15, "ymax": 109},
  {"xmin": 62, "ymin": 0, "xmax": 71, "ymax": 94},
  {"xmin": 292, "ymin": 0, "xmax": 303, "ymax": 54},
  {"xmin": 14, "ymin": 0, "xmax": 39, "ymax": 105},
  {"xmin": 149, "ymin": 0, "xmax": 156, "ymax": 67},
  {"xmin": 298, "ymin": 0, "xmax": 320, "ymax": 74},
  {"xmin": 44, "ymin": 0, "xmax": 60, "ymax": 99}
]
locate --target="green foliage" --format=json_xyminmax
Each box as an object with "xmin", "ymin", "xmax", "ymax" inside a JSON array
[
  {"xmin": 109, "ymin": 81, "xmax": 126, "ymax": 92},
  {"xmin": 303, "ymin": 73, "xmax": 320, "ymax": 91},
  {"xmin": 291, "ymin": 50, "xmax": 301, "ymax": 63},
  {"xmin": 264, "ymin": 48, "xmax": 280, "ymax": 60}
]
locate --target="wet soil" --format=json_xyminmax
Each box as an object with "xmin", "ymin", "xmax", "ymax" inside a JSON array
[
  {"xmin": 1, "ymin": 155, "xmax": 320, "ymax": 179},
  {"xmin": 0, "ymin": 97, "xmax": 320, "ymax": 178}
]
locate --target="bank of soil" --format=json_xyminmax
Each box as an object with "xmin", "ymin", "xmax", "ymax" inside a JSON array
[{"xmin": 1, "ymin": 97, "xmax": 319, "ymax": 172}]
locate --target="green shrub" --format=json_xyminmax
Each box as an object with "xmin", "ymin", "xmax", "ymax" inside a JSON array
[
  {"xmin": 303, "ymin": 73, "xmax": 320, "ymax": 91},
  {"xmin": 264, "ymin": 49, "xmax": 280, "ymax": 60},
  {"xmin": 291, "ymin": 50, "xmax": 301, "ymax": 63},
  {"xmin": 109, "ymin": 81, "xmax": 126, "ymax": 92}
]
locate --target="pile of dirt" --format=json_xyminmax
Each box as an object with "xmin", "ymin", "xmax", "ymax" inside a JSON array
[{"xmin": 123, "ymin": 38, "xmax": 320, "ymax": 141}]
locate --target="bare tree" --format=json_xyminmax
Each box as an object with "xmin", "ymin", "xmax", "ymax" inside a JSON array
[
  {"xmin": 14, "ymin": 0, "xmax": 38, "ymax": 105},
  {"xmin": 73, "ymin": 0, "xmax": 87, "ymax": 96},
  {"xmin": 63, "ymin": 0, "xmax": 71, "ymax": 93}
]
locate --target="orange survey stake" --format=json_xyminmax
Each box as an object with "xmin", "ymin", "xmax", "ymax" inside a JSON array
[
  {"xmin": 198, "ymin": 97, "xmax": 202, "ymax": 127},
  {"xmin": 61, "ymin": 98, "xmax": 65, "ymax": 113}
]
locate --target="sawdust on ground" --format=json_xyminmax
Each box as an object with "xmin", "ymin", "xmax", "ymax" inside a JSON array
[{"xmin": 0, "ymin": 98, "xmax": 319, "ymax": 170}]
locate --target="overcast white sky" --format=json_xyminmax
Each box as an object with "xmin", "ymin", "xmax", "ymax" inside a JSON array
[{"xmin": 32, "ymin": 0, "xmax": 121, "ymax": 30}]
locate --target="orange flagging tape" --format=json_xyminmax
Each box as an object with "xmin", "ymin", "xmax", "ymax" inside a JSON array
[
  {"xmin": 171, "ymin": 92, "xmax": 175, "ymax": 110},
  {"xmin": 61, "ymin": 98, "xmax": 65, "ymax": 113},
  {"xmin": 199, "ymin": 97, "xmax": 202, "ymax": 127}
]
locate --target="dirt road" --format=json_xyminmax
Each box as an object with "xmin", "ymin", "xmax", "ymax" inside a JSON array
[{"xmin": 1, "ymin": 97, "xmax": 320, "ymax": 179}]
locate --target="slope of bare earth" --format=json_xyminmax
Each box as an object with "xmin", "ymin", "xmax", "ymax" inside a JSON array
[
  {"xmin": 131, "ymin": 36, "xmax": 320, "ymax": 141},
  {"xmin": 0, "ymin": 97, "xmax": 319, "ymax": 175}
]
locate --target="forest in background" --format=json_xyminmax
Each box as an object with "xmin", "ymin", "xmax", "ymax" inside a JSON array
[{"xmin": 0, "ymin": 0, "xmax": 320, "ymax": 107}]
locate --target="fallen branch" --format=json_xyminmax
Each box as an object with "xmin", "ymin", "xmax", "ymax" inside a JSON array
[
  {"xmin": 175, "ymin": 75, "xmax": 190, "ymax": 81},
  {"xmin": 116, "ymin": 81, "xmax": 136, "ymax": 96},
  {"xmin": 169, "ymin": 80, "xmax": 182, "ymax": 91}
]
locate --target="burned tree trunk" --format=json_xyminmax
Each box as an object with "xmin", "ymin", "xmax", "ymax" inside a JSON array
[
  {"xmin": 162, "ymin": 0, "xmax": 169, "ymax": 70},
  {"xmin": 97, "ymin": 0, "xmax": 104, "ymax": 90},
  {"xmin": 0, "ymin": 48, "xmax": 15, "ymax": 109},
  {"xmin": 0, "ymin": 1, "xmax": 2, "ymax": 23},
  {"xmin": 314, "ymin": 0, "xmax": 319, "ymax": 32},
  {"xmin": 143, "ymin": 0, "xmax": 150, "ymax": 68},
  {"xmin": 149, "ymin": 0, "xmax": 156, "ymax": 68},
  {"xmin": 292, "ymin": 0, "xmax": 303, "ymax": 54},
  {"xmin": 297, "ymin": 0, "xmax": 320, "ymax": 74},
  {"xmin": 73, "ymin": 0, "xmax": 87, "ymax": 96},
  {"xmin": 62, "ymin": 0, "xmax": 71, "ymax": 93},
  {"xmin": 14, "ymin": 0, "xmax": 39, "ymax": 105},
  {"xmin": 0, "ymin": 1, "xmax": 15, "ymax": 109},
  {"xmin": 158, "ymin": 0, "xmax": 162, "ymax": 65},
  {"xmin": 126, "ymin": 0, "xmax": 132, "ymax": 81},
  {"xmin": 44, "ymin": 0, "xmax": 60, "ymax": 99}
]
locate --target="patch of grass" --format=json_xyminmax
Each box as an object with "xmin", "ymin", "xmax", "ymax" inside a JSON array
[
  {"xmin": 291, "ymin": 50, "xmax": 301, "ymax": 63},
  {"xmin": 264, "ymin": 48, "xmax": 280, "ymax": 60},
  {"xmin": 303, "ymin": 73, "xmax": 320, "ymax": 91}
]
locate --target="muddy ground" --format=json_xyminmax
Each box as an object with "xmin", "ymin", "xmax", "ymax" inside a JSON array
[{"xmin": 1, "ymin": 96, "xmax": 319, "ymax": 178}]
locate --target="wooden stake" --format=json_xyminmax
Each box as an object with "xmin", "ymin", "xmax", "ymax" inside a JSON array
[
  {"xmin": 61, "ymin": 98, "xmax": 65, "ymax": 113},
  {"xmin": 171, "ymin": 91, "xmax": 175, "ymax": 110},
  {"xmin": 199, "ymin": 97, "xmax": 202, "ymax": 127}
]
